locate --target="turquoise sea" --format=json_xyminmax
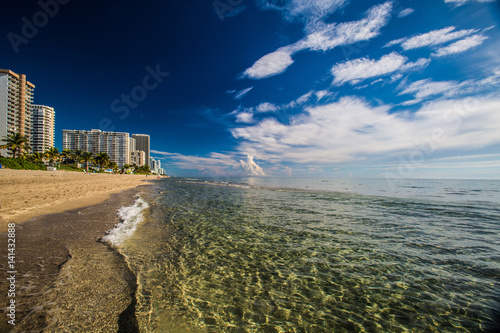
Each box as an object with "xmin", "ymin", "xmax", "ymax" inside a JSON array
[{"xmin": 103, "ymin": 178, "xmax": 500, "ymax": 332}]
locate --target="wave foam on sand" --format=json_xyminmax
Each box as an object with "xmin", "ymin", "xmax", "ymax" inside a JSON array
[{"xmin": 102, "ymin": 196, "xmax": 149, "ymax": 247}]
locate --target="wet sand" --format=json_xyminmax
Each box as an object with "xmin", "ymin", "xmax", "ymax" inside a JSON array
[{"xmin": 0, "ymin": 186, "xmax": 151, "ymax": 332}]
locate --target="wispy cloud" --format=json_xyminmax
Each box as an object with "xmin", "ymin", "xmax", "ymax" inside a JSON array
[
  {"xmin": 399, "ymin": 79, "xmax": 461, "ymax": 99},
  {"xmin": 236, "ymin": 112, "xmax": 255, "ymax": 123},
  {"xmin": 331, "ymin": 52, "xmax": 430, "ymax": 85},
  {"xmin": 399, "ymin": 70, "xmax": 500, "ymax": 100},
  {"xmin": 234, "ymin": 87, "xmax": 253, "ymax": 100},
  {"xmin": 433, "ymin": 34, "xmax": 488, "ymax": 57},
  {"xmin": 243, "ymin": 2, "xmax": 393, "ymax": 79},
  {"xmin": 397, "ymin": 8, "xmax": 414, "ymax": 18},
  {"xmin": 256, "ymin": 102, "xmax": 279, "ymax": 113},
  {"xmin": 231, "ymin": 96, "xmax": 500, "ymax": 165},
  {"xmin": 256, "ymin": 0, "xmax": 349, "ymax": 24},
  {"xmin": 444, "ymin": 0, "xmax": 495, "ymax": 5},
  {"xmin": 385, "ymin": 26, "xmax": 477, "ymax": 50}
]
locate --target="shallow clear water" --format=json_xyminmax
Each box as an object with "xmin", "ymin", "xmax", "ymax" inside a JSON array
[{"xmin": 116, "ymin": 178, "xmax": 500, "ymax": 332}]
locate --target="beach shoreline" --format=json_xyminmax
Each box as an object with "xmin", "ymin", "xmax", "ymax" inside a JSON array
[
  {"xmin": 0, "ymin": 169, "xmax": 152, "ymax": 233},
  {"xmin": 0, "ymin": 184, "xmax": 153, "ymax": 332}
]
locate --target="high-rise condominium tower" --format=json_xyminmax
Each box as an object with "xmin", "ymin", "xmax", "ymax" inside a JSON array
[
  {"xmin": 0, "ymin": 69, "xmax": 35, "ymax": 156},
  {"xmin": 132, "ymin": 134, "xmax": 150, "ymax": 167},
  {"xmin": 62, "ymin": 129, "xmax": 131, "ymax": 167},
  {"xmin": 31, "ymin": 105, "xmax": 55, "ymax": 153}
]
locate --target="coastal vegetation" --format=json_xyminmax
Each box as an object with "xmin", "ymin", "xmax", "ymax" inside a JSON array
[{"xmin": 1, "ymin": 133, "xmax": 152, "ymax": 174}]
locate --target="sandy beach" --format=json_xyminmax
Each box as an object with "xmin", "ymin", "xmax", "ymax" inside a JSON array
[
  {"xmin": 0, "ymin": 169, "xmax": 155, "ymax": 332},
  {"xmin": 0, "ymin": 169, "xmax": 150, "ymax": 233}
]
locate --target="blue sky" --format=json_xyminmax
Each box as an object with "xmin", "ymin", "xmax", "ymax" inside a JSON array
[{"xmin": 1, "ymin": 0, "xmax": 499, "ymax": 178}]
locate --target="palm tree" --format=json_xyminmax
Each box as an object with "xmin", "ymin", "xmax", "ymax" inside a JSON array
[
  {"xmin": 0, "ymin": 133, "xmax": 31, "ymax": 158},
  {"xmin": 61, "ymin": 149, "xmax": 73, "ymax": 165},
  {"xmin": 94, "ymin": 152, "xmax": 110, "ymax": 169},
  {"xmin": 26, "ymin": 152, "xmax": 44, "ymax": 164},
  {"xmin": 108, "ymin": 161, "xmax": 118, "ymax": 172},
  {"xmin": 80, "ymin": 151, "xmax": 94, "ymax": 173},
  {"xmin": 44, "ymin": 147, "xmax": 60, "ymax": 167},
  {"xmin": 73, "ymin": 149, "xmax": 83, "ymax": 167}
]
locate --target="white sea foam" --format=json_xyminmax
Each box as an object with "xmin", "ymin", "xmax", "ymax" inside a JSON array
[{"xmin": 102, "ymin": 197, "xmax": 149, "ymax": 247}]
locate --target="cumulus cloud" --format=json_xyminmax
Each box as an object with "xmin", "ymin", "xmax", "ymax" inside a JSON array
[
  {"xmin": 243, "ymin": 2, "xmax": 393, "ymax": 79},
  {"xmin": 397, "ymin": 8, "xmax": 414, "ymax": 18},
  {"xmin": 331, "ymin": 52, "xmax": 430, "ymax": 85},
  {"xmin": 433, "ymin": 34, "xmax": 488, "ymax": 57},
  {"xmin": 239, "ymin": 155, "xmax": 266, "ymax": 176},
  {"xmin": 385, "ymin": 26, "xmax": 478, "ymax": 50},
  {"xmin": 231, "ymin": 96, "xmax": 500, "ymax": 165},
  {"xmin": 151, "ymin": 151, "xmax": 265, "ymax": 176}
]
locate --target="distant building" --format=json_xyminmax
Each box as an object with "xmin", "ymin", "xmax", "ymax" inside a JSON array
[
  {"xmin": 130, "ymin": 150, "xmax": 146, "ymax": 166},
  {"xmin": 132, "ymin": 134, "xmax": 150, "ymax": 167},
  {"xmin": 31, "ymin": 105, "xmax": 55, "ymax": 153},
  {"xmin": 62, "ymin": 129, "xmax": 131, "ymax": 167},
  {"xmin": 149, "ymin": 156, "xmax": 165, "ymax": 175},
  {"xmin": 129, "ymin": 136, "xmax": 136, "ymax": 152},
  {"xmin": 0, "ymin": 69, "xmax": 35, "ymax": 156}
]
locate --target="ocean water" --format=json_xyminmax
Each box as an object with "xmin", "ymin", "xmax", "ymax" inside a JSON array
[{"xmin": 104, "ymin": 178, "xmax": 500, "ymax": 332}]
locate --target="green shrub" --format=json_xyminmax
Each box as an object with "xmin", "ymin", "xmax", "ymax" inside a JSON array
[{"xmin": 0, "ymin": 157, "xmax": 46, "ymax": 170}]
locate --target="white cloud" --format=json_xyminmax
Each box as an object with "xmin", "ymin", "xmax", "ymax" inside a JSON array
[
  {"xmin": 239, "ymin": 155, "xmax": 266, "ymax": 176},
  {"xmin": 231, "ymin": 96, "xmax": 500, "ymax": 165},
  {"xmin": 242, "ymin": 49, "xmax": 294, "ymax": 79},
  {"xmin": 399, "ymin": 79, "xmax": 461, "ymax": 99},
  {"xmin": 243, "ymin": 2, "xmax": 393, "ymax": 79},
  {"xmin": 256, "ymin": 0, "xmax": 348, "ymax": 23},
  {"xmin": 256, "ymin": 102, "xmax": 278, "ymax": 113},
  {"xmin": 444, "ymin": 0, "xmax": 495, "ymax": 5},
  {"xmin": 315, "ymin": 90, "xmax": 332, "ymax": 100},
  {"xmin": 234, "ymin": 87, "xmax": 253, "ymax": 100},
  {"xmin": 151, "ymin": 151, "xmax": 266, "ymax": 176},
  {"xmin": 236, "ymin": 112, "xmax": 255, "ymax": 123},
  {"xmin": 433, "ymin": 34, "xmax": 488, "ymax": 57},
  {"xmin": 385, "ymin": 26, "xmax": 478, "ymax": 50},
  {"xmin": 331, "ymin": 52, "xmax": 429, "ymax": 85},
  {"xmin": 296, "ymin": 2, "xmax": 393, "ymax": 51},
  {"xmin": 397, "ymin": 8, "xmax": 414, "ymax": 18}
]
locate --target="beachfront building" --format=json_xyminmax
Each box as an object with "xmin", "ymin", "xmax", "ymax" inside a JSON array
[
  {"xmin": 132, "ymin": 134, "xmax": 150, "ymax": 167},
  {"xmin": 149, "ymin": 156, "xmax": 165, "ymax": 175},
  {"xmin": 30, "ymin": 105, "xmax": 55, "ymax": 153},
  {"xmin": 130, "ymin": 150, "xmax": 146, "ymax": 166},
  {"xmin": 0, "ymin": 69, "xmax": 35, "ymax": 156},
  {"xmin": 63, "ymin": 129, "xmax": 131, "ymax": 167}
]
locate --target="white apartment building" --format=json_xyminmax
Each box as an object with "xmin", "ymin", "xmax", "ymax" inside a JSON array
[
  {"xmin": 62, "ymin": 129, "xmax": 131, "ymax": 167},
  {"xmin": 31, "ymin": 105, "xmax": 55, "ymax": 153}
]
